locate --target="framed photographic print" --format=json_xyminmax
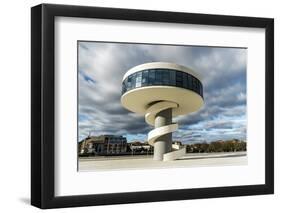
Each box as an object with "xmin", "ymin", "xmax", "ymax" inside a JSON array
[{"xmin": 31, "ymin": 3, "xmax": 274, "ymax": 209}]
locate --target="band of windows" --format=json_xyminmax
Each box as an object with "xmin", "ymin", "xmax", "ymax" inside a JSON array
[{"xmin": 122, "ymin": 69, "xmax": 203, "ymax": 98}]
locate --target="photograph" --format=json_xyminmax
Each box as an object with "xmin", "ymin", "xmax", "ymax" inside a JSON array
[
  {"xmin": 29, "ymin": 2, "xmax": 274, "ymax": 209},
  {"xmin": 77, "ymin": 41, "xmax": 248, "ymax": 171}
]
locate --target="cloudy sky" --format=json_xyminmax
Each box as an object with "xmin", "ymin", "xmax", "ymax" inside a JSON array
[{"xmin": 78, "ymin": 41, "xmax": 247, "ymax": 144}]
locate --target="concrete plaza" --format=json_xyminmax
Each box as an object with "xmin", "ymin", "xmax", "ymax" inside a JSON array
[{"xmin": 78, "ymin": 151, "xmax": 247, "ymax": 172}]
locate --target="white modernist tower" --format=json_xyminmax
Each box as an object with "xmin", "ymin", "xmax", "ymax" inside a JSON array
[{"xmin": 121, "ymin": 62, "xmax": 204, "ymax": 161}]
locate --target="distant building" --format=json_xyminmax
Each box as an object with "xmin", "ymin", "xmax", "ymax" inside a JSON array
[
  {"xmin": 172, "ymin": 141, "xmax": 183, "ymax": 150},
  {"xmin": 79, "ymin": 135, "xmax": 127, "ymax": 156},
  {"xmin": 128, "ymin": 141, "xmax": 153, "ymax": 155}
]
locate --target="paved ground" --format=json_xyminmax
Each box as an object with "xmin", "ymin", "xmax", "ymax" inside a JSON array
[{"xmin": 78, "ymin": 152, "xmax": 247, "ymax": 172}]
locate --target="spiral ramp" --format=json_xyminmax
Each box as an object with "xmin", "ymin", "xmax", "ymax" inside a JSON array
[{"xmin": 145, "ymin": 101, "xmax": 186, "ymax": 161}]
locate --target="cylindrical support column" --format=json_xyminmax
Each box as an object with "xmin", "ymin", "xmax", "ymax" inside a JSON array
[{"xmin": 153, "ymin": 108, "xmax": 172, "ymax": 161}]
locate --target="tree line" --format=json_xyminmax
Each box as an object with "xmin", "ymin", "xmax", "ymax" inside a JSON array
[{"xmin": 185, "ymin": 139, "xmax": 246, "ymax": 153}]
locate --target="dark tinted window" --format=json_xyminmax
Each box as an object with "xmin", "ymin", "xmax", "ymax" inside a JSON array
[
  {"xmin": 131, "ymin": 73, "xmax": 136, "ymax": 88},
  {"xmin": 122, "ymin": 68, "xmax": 203, "ymax": 98},
  {"xmin": 142, "ymin": 70, "xmax": 148, "ymax": 86},
  {"xmin": 183, "ymin": 73, "xmax": 187, "ymax": 88},
  {"xmin": 170, "ymin": 70, "xmax": 176, "ymax": 86},
  {"xmin": 192, "ymin": 78, "xmax": 197, "ymax": 92},
  {"xmin": 135, "ymin": 72, "xmax": 142, "ymax": 88},
  {"xmin": 187, "ymin": 74, "xmax": 192, "ymax": 89},
  {"xmin": 162, "ymin": 70, "xmax": 170, "ymax": 85},
  {"xmin": 127, "ymin": 75, "xmax": 132, "ymax": 90},
  {"xmin": 176, "ymin": 71, "xmax": 183, "ymax": 87},
  {"xmin": 155, "ymin": 70, "xmax": 162, "ymax": 84},
  {"xmin": 148, "ymin": 70, "xmax": 155, "ymax": 85}
]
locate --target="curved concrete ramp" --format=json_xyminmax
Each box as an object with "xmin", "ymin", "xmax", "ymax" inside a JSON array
[
  {"xmin": 163, "ymin": 147, "xmax": 186, "ymax": 161},
  {"xmin": 146, "ymin": 101, "xmax": 185, "ymax": 161}
]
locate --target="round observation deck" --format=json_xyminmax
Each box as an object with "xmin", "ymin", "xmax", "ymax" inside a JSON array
[{"xmin": 121, "ymin": 62, "xmax": 204, "ymax": 116}]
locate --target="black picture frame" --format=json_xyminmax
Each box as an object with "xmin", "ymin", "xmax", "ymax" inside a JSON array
[{"xmin": 31, "ymin": 3, "xmax": 274, "ymax": 209}]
